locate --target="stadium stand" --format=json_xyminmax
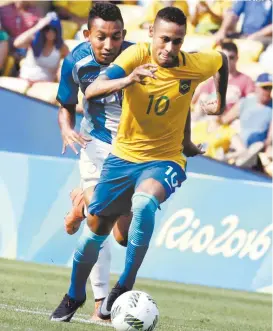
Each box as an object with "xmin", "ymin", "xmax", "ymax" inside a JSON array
[{"xmin": 0, "ymin": 0, "xmax": 271, "ymax": 177}]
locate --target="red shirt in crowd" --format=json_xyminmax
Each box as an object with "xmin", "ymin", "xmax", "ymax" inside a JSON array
[
  {"xmin": 0, "ymin": 4, "xmax": 41, "ymax": 39},
  {"xmin": 199, "ymin": 72, "xmax": 255, "ymax": 112}
]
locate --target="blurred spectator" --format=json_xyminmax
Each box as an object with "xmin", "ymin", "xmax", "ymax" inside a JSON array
[
  {"xmin": 35, "ymin": 1, "xmax": 52, "ymax": 16},
  {"xmin": 192, "ymin": 41, "xmax": 254, "ymax": 120},
  {"xmin": 52, "ymin": 1, "xmax": 92, "ymax": 27},
  {"xmin": 215, "ymin": 0, "xmax": 272, "ymax": 46},
  {"xmin": 191, "ymin": 0, "xmax": 232, "ymax": 35},
  {"xmin": 13, "ymin": 13, "xmax": 69, "ymax": 83},
  {"xmin": 221, "ymin": 73, "xmax": 272, "ymax": 167},
  {"xmin": 0, "ymin": 18, "xmax": 9, "ymax": 75},
  {"xmin": 259, "ymin": 122, "xmax": 272, "ymax": 176},
  {"xmin": 140, "ymin": 0, "xmax": 189, "ymax": 29},
  {"xmin": 0, "ymin": 1, "xmax": 41, "ymax": 41},
  {"xmin": 259, "ymin": 43, "xmax": 272, "ymax": 68}
]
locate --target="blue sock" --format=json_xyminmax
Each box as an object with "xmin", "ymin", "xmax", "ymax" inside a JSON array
[
  {"xmin": 68, "ymin": 230, "xmax": 108, "ymax": 301},
  {"xmin": 119, "ymin": 193, "xmax": 159, "ymax": 289}
]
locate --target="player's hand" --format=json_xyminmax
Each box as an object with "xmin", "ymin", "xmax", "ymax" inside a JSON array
[
  {"xmin": 214, "ymin": 30, "xmax": 226, "ymax": 45},
  {"xmin": 61, "ymin": 128, "xmax": 89, "ymax": 155},
  {"xmin": 200, "ymin": 99, "xmax": 221, "ymax": 115},
  {"xmin": 128, "ymin": 64, "xmax": 157, "ymax": 85},
  {"xmin": 183, "ymin": 141, "xmax": 205, "ymax": 157},
  {"xmin": 35, "ymin": 14, "xmax": 53, "ymax": 30}
]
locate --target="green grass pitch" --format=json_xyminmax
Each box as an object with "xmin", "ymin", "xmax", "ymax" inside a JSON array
[{"xmin": 0, "ymin": 258, "xmax": 271, "ymax": 331}]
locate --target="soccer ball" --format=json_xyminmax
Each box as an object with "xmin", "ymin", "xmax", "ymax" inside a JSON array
[{"xmin": 111, "ymin": 290, "xmax": 159, "ymax": 331}]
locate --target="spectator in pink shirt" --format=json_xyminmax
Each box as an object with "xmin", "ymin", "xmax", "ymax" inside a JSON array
[
  {"xmin": 192, "ymin": 41, "xmax": 254, "ymax": 120},
  {"xmin": 0, "ymin": 1, "xmax": 41, "ymax": 42}
]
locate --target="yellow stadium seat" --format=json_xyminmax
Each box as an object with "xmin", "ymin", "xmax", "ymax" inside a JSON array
[
  {"xmin": 183, "ymin": 35, "xmax": 215, "ymax": 52},
  {"xmin": 118, "ymin": 5, "xmax": 145, "ymax": 32},
  {"xmin": 61, "ymin": 20, "xmax": 79, "ymax": 40},
  {"xmin": 237, "ymin": 62, "xmax": 268, "ymax": 81},
  {"xmin": 233, "ymin": 39, "xmax": 264, "ymax": 63},
  {"xmin": 2, "ymin": 56, "xmax": 15, "ymax": 77},
  {"xmin": 0, "ymin": 77, "xmax": 29, "ymax": 93},
  {"xmin": 126, "ymin": 29, "xmax": 151, "ymax": 43},
  {"xmin": 65, "ymin": 39, "xmax": 81, "ymax": 52},
  {"xmin": 192, "ymin": 120, "xmax": 236, "ymax": 159},
  {"xmin": 26, "ymin": 82, "xmax": 59, "ymax": 104}
]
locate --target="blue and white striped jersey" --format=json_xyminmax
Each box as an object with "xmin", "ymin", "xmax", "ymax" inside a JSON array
[{"xmin": 57, "ymin": 41, "xmax": 132, "ymax": 144}]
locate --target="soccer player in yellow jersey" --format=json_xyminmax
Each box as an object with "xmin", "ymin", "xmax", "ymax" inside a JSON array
[{"xmin": 52, "ymin": 7, "xmax": 228, "ymax": 321}]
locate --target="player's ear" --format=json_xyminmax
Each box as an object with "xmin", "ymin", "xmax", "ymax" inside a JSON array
[
  {"xmin": 83, "ymin": 29, "xmax": 90, "ymax": 41},
  {"xmin": 148, "ymin": 24, "xmax": 154, "ymax": 38},
  {"xmin": 122, "ymin": 29, "xmax": 127, "ymax": 39}
]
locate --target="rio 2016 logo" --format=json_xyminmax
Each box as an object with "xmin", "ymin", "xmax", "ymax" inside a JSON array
[{"xmin": 155, "ymin": 208, "xmax": 272, "ymax": 261}]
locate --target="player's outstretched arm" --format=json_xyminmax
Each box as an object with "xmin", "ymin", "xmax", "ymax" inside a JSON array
[
  {"xmin": 85, "ymin": 64, "xmax": 157, "ymax": 100},
  {"xmin": 183, "ymin": 110, "xmax": 205, "ymax": 157},
  {"xmin": 58, "ymin": 105, "xmax": 88, "ymax": 155},
  {"xmin": 201, "ymin": 52, "xmax": 228, "ymax": 116}
]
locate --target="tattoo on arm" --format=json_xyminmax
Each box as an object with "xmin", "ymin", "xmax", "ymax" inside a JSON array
[{"xmin": 215, "ymin": 52, "xmax": 229, "ymax": 115}]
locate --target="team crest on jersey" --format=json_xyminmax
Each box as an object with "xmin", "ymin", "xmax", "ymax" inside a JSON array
[{"xmin": 179, "ymin": 80, "xmax": 191, "ymax": 95}]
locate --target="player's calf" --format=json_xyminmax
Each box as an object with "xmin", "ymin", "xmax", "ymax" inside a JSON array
[
  {"xmin": 65, "ymin": 188, "xmax": 85, "ymax": 235},
  {"xmin": 113, "ymin": 213, "xmax": 132, "ymax": 247}
]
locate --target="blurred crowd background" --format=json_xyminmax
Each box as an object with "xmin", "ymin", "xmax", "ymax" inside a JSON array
[{"xmin": 0, "ymin": 0, "xmax": 272, "ymax": 177}]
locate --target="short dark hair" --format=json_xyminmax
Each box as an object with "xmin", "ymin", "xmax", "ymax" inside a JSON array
[
  {"xmin": 220, "ymin": 41, "xmax": 238, "ymax": 55},
  {"xmin": 88, "ymin": 2, "xmax": 124, "ymax": 30},
  {"xmin": 155, "ymin": 6, "xmax": 187, "ymax": 27}
]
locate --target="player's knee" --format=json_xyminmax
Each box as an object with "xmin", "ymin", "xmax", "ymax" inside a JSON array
[
  {"xmin": 131, "ymin": 193, "xmax": 159, "ymax": 232},
  {"xmin": 86, "ymin": 214, "xmax": 115, "ymax": 235},
  {"xmin": 132, "ymin": 192, "xmax": 159, "ymax": 215}
]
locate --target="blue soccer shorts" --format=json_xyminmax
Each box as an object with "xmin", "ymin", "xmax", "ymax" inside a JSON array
[{"xmin": 88, "ymin": 154, "xmax": 186, "ymax": 217}]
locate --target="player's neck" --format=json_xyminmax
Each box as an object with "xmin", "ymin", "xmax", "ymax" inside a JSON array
[{"xmin": 229, "ymin": 70, "xmax": 239, "ymax": 78}]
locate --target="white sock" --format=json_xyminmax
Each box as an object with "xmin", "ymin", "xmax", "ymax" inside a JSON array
[{"xmin": 90, "ymin": 235, "xmax": 111, "ymax": 300}]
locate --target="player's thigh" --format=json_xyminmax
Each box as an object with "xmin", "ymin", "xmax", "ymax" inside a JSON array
[
  {"xmin": 79, "ymin": 138, "xmax": 111, "ymax": 191},
  {"xmin": 135, "ymin": 161, "xmax": 187, "ymax": 203},
  {"xmin": 88, "ymin": 154, "xmax": 135, "ymax": 218}
]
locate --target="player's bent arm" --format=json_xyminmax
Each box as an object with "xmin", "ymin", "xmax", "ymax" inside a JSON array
[
  {"xmin": 183, "ymin": 109, "xmax": 191, "ymax": 145},
  {"xmin": 85, "ymin": 63, "xmax": 157, "ymax": 100},
  {"xmin": 182, "ymin": 110, "xmax": 205, "ymax": 157},
  {"xmin": 58, "ymin": 105, "xmax": 77, "ymax": 131},
  {"xmin": 213, "ymin": 52, "xmax": 228, "ymax": 115},
  {"xmin": 85, "ymin": 74, "xmax": 131, "ymax": 100}
]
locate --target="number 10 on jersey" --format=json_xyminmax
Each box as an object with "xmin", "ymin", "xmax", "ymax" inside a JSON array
[{"xmin": 146, "ymin": 95, "xmax": 170, "ymax": 116}]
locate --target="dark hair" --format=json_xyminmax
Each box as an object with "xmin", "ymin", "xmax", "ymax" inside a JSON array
[
  {"xmin": 31, "ymin": 18, "xmax": 63, "ymax": 57},
  {"xmin": 88, "ymin": 2, "xmax": 124, "ymax": 29},
  {"xmin": 220, "ymin": 41, "xmax": 238, "ymax": 55},
  {"xmin": 155, "ymin": 6, "xmax": 187, "ymax": 27}
]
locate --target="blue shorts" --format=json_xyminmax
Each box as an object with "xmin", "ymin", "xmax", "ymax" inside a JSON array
[{"xmin": 88, "ymin": 154, "xmax": 186, "ymax": 217}]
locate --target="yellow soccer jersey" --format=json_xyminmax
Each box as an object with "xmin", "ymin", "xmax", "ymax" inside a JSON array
[{"xmin": 111, "ymin": 43, "xmax": 223, "ymax": 169}]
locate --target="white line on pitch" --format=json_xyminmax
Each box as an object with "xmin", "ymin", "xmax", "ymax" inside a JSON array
[{"xmin": 0, "ymin": 304, "xmax": 113, "ymax": 328}]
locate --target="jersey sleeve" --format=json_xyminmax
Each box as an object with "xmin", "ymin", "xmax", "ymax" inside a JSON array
[
  {"xmin": 56, "ymin": 55, "xmax": 79, "ymax": 106},
  {"xmin": 105, "ymin": 44, "xmax": 145, "ymax": 79},
  {"xmin": 197, "ymin": 51, "xmax": 223, "ymax": 83},
  {"xmin": 232, "ymin": 1, "xmax": 245, "ymax": 17}
]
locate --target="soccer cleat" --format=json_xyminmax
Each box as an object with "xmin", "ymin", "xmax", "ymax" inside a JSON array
[
  {"xmin": 90, "ymin": 299, "xmax": 111, "ymax": 323},
  {"xmin": 50, "ymin": 293, "xmax": 86, "ymax": 322},
  {"xmin": 65, "ymin": 188, "xmax": 85, "ymax": 235},
  {"xmin": 98, "ymin": 283, "xmax": 129, "ymax": 320}
]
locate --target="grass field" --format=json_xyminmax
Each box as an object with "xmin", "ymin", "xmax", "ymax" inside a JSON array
[{"xmin": 0, "ymin": 258, "xmax": 271, "ymax": 331}]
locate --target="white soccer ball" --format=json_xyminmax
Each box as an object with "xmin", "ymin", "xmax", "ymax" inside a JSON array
[{"xmin": 111, "ymin": 290, "xmax": 159, "ymax": 331}]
